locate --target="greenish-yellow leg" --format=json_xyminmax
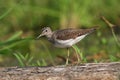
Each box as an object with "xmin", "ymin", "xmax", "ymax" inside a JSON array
[{"xmin": 66, "ymin": 48, "xmax": 69, "ymax": 65}]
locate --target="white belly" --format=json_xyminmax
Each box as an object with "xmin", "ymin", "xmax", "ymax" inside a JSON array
[{"xmin": 53, "ymin": 35, "xmax": 87, "ymax": 48}]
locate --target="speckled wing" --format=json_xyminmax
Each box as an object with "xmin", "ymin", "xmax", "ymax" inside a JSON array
[{"xmin": 52, "ymin": 28, "xmax": 96, "ymax": 40}]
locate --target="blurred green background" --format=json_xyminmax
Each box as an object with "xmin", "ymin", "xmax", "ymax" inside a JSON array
[{"xmin": 0, "ymin": 0, "xmax": 120, "ymax": 66}]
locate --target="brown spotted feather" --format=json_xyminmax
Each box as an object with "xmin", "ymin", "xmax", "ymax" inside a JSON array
[{"xmin": 52, "ymin": 28, "xmax": 96, "ymax": 40}]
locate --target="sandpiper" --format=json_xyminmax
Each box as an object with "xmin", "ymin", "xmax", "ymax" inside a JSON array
[{"xmin": 37, "ymin": 27, "xmax": 96, "ymax": 65}]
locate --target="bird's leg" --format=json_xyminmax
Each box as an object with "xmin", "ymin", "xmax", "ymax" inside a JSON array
[
  {"xmin": 66, "ymin": 48, "xmax": 69, "ymax": 65},
  {"xmin": 72, "ymin": 46, "xmax": 80, "ymax": 64}
]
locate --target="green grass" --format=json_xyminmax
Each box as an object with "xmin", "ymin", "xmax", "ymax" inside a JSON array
[
  {"xmin": 0, "ymin": 0, "xmax": 120, "ymax": 66},
  {"xmin": 13, "ymin": 52, "xmax": 47, "ymax": 66}
]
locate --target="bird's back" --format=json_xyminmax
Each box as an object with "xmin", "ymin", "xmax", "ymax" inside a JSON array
[{"xmin": 52, "ymin": 28, "xmax": 96, "ymax": 40}]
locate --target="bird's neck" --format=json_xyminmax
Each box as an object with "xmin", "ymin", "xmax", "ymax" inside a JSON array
[{"xmin": 46, "ymin": 32, "xmax": 53, "ymax": 39}]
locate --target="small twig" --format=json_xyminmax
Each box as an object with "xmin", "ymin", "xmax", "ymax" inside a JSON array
[
  {"xmin": 101, "ymin": 16, "xmax": 120, "ymax": 48},
  {"xmin": 101, "ymin": 16, "xmax": 116, "ymax": 28}
]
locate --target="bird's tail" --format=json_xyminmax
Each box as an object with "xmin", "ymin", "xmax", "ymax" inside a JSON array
[{"xmin": 88, "ymin": 26, "xmax": 99, "ymax": 34}]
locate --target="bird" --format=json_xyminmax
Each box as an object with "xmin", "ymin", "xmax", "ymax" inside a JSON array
[{"xmin": 36, "ymin": 27, "xmax": 97, "ymax": 65}]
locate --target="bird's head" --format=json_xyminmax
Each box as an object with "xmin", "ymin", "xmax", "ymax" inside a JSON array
[{"xmin": 36, "ymin": 27, "xmax": 52, "ymax": 39}]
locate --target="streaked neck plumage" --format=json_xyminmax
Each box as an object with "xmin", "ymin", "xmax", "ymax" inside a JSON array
[{"xmin": 45, "ymin": 31, "xmax": 53, "ymax": 41}]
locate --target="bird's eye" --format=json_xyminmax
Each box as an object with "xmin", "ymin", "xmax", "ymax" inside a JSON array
[{"xmin": 45, "ymin": 30, "xmax": 47, "ymax": 32}]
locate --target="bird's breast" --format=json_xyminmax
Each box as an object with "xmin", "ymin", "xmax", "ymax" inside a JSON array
[{"xmin": 52, "ymin": 34, "xmax": 87, "ymax": 48}]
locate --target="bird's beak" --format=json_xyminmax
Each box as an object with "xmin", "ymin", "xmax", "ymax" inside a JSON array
[{"xmin": 36, "ymin": 34, "xmax": 43, "ymax": 40}]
